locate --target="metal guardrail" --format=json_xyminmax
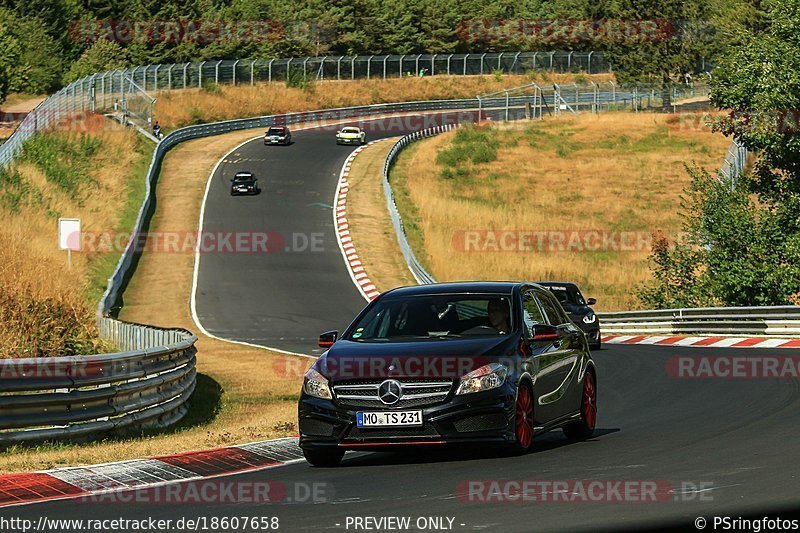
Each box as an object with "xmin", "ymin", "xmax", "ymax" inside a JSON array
[
  {"xmin": 0, "ymin": 50, "xmax": 608, "ymax": 168},
  {"xmin": 0, "ymin": 319, "xmax": 196, "ymax": 445},
  {"xmin": 597, "ymin": 306, "xmax": 800, "ymax": 336},
  {"xmin": 382, "ymin": 125, "xmax": 458, "ymax": 285}
]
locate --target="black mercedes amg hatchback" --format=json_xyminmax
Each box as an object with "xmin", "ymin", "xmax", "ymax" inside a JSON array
[{"xmin": 298, "ymin": 282, "xmax": 597, "ymax": 467}]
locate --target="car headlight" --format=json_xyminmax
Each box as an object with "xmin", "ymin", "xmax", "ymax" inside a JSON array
[
  {"xmin": 583, "ymin": 314, "xmax": 597, "ymax": 324},
  {"xmin": 303, "ymin": 368, "xmax": 332, "ymax": 399},
  {"xmin": 456, "ymin": 363, "xmax": 507, "ymax": 395}
]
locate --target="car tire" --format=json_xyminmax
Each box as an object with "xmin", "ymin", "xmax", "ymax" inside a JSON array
[
  {"xmin": 563, "ymin": 371, "xmax": 597, "ymax": 441},
  {"xmin": 303, "ymin": 448, "xmax": 344, "ymax": 467},
  {"xmin": 511, "ymin": 382, "xmax": 535, "ymax": 454}
]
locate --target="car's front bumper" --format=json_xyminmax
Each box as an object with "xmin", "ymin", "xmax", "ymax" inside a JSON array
[
  {"xmin": 298, "ymin": 384, "xmax": 515, "ymax": 451},
  {"xmin": 573, "ymin": 319, "xmax": 600, "ymax": 345},
  {"xmin": 336, "ymin": 137, "xmax": 362, "ymax": 145},
  {"xmin": 265, "ymin": 137, "xmax": 288, "ymax": 144}
]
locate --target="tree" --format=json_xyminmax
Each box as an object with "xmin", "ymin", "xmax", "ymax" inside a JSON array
[
  {"xmin": 601, "ymin": 0, "xmax": 710, "ymax": 105},
  {"xmin": 641, "ymin": 0, "xmax": 800, "ymax": 307},
  {"xmin": 64, "ymin": 40, "xmax": 128, "ymax": 83},
  {"xmin": 0, "ymin": 15, "xmax": 21, "ymax": 103},
  {"xmin": 0, "ymin": 10, "xmax": 63, "ymax": 94}
]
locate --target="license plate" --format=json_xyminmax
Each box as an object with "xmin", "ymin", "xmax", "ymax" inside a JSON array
[{"xmin": 357, "ymin": 411, "xmax": 423, "ymax": 427}]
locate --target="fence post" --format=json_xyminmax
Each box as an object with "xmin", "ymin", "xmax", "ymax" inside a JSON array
[
  {"xmin": 480, "ymin": 53, "xmax": 487, "ymax": 74},
  {"xmin": 232, "ymin": 60, "xmax": 239, "ymax": 85},
  {"xmin": 367, "ymin": 55, "xmax": 373, "ymax": 79},
  {"xmin": 587, "ymin": 51, "xmax": 593, "ymax": 74},
  {"xmin": 447, "ymin": 54, "xmax": 453, "ymax": 75},
  {"xmin": 215, "ymin": 60, "xmax": 220, "ymax": 85},
  {"xmin": 199, "ymin": 61, "xmax": 204, "ymax": 88},
  {"xmin": 383, "ymin": 56, "xmax": 388, "ymax": 79},
  {"xmin": 399, "ymin": 55, "xmax": 405, "ymax": 78},
  {"xmin": 303, "ymin": 56, "xmax": 309, "ymax": 79},
  {"xmin": 351, "ymin": 56, "xmax": 356, "ymax": 80},
  {"xmin": 338, "ymin": 56, "xmax": 343, "ymax": 80}
]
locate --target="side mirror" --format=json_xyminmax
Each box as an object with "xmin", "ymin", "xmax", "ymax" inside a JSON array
[
  {"xmin": 319, "ymin": 330, "xmax": 338, "ymax": 348},
  {"xmin": 586, "ymin": 298, "xmax": 596, "ymax": 306},
  {"xmin": 531, "ymin": 324, "xmax": 559, "ymax": 342}
]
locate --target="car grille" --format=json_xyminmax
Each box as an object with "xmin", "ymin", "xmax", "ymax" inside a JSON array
[
  {"xmin": 346, "ymin": 422, "xmax": 441, "ymax": 440},
  {"xmin": 333, "ymin": 379, "xmax": 453, "ymax": 409}
]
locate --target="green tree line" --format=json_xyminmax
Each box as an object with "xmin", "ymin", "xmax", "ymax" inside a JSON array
[{"xmin": 0, "ymin": 0, "xmax": 764, "ymax": 103}]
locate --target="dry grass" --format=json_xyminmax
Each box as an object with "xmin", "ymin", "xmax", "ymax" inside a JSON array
[
  {"xmin": 0, "ymin": 126, "xmax": 311, "ymax": 472},
  {"xmin": 0, "ymin": 115, "xmax": 145, "ymax": 357},
  {"xmin": 343, "ymin": 139, "xmax": 416, "ymax": 293},
  {"xmin": 155, "ymin": 73, "xmax": 614, "ymax": 129},
  {"xmin": 391, "ymin": 112, "xmax": 730, "ymax": 311}
]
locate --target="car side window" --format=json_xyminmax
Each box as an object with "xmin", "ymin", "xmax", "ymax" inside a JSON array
[
  {"xmin": 522, "ymin": 290, "xmax": 546, "ymax": 336},
  {"xmin": 537, "ymin": 291, "xmax": 567, "ymax": 325}
]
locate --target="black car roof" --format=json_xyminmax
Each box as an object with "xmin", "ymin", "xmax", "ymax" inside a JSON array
[
  {"xmin": 383, "ymin": 281, "xmax": 520, "ymax": 297},
  {"xmin": 536, "ymin": 281, "xmax": 579, "ymax": 289}
]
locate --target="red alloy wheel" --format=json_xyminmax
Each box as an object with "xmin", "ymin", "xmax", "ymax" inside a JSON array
[
  {"xmin": 583, "ymin": 373, "xmax": 597, "ymax": 431},
  {"xmin": 515, "ymin": 385, "xmax": 534, "ymax": 449}
]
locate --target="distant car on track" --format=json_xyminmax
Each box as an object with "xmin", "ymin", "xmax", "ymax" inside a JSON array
[
  {"xmin": 336, "ymin": 126, "xmax": 366, "ymax": 145},
  {"xmin": 264, "ymin": 126, "xmax": 291, "ymax": 145},
  {"xmin": 537, "ymin": 281, "xmax": 600, "ymax": 349},
  {"xmin": 298, "ymin": 282, "xmax": 597, "ymax": 467},
  {"xmin": 230, "ymin": 171, "xmax": 259, "ymax": 196}
]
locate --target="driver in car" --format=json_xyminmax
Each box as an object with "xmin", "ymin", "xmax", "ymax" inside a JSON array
[{"xmin": 488, "ymin": 298, "xmax": 511, "ymax": 334}]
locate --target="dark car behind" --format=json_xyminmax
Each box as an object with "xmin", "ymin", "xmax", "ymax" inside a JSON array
[
  {"xmin": 537, "ymin": 282, "xmax": 600, "ymax": 349},
  {"xmin": 264, "ymin": 126, "xmax": 291, "ymax": 145},
  {"xmin": 230, "ymin": 171, "xmax": 259, "ymax": 196}
]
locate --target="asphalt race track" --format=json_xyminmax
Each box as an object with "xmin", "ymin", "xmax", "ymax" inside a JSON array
[
  {"xmin": 4, "ymin": 114, "xmax": 799, "ymax": 531},
  {"xmin": 5, "ymin": 345, "xmax": 800, "ymax": 530},
  {"xmin": 193, "ymin": 114, "xmax": 475, "ymax": 354}
]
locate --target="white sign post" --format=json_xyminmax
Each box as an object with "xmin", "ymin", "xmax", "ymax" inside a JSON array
[{"xmin": 58, "ymin": 218, "xmax": 81, "ymax": 269}]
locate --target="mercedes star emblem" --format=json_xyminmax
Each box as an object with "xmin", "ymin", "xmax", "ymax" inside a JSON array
[{"xmin": 378, "ymin": 379, "xmax": 402, "ymax": 405}]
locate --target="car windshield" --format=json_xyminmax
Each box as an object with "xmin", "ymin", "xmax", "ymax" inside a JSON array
[
  {"xmin": 341, "ymin": 127, "xmax": 360, "ymax": 133},
  {"xmin": 543, "ymin": 284, "xmax": 586, "ymax": 306},
  {"xmin": 345, "ymin": 294, "xmax": 513, "ymax": 342},
  {"xmin": 267, "ymin": 127, "xmax": 285, "ymax": 134},
  {"xmin": 233, "ymin": 174, "xmax": 253, "ymax": 182}
]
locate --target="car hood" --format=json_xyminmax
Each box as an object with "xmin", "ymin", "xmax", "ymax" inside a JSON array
[{"xmin": 319, "ymin": 335, "xmax": 518, "ymax": 382}]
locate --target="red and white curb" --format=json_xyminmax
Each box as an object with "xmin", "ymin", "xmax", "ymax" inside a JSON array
[
  {"xmin": 0, "ymin": 437, "xmax": 303, "ymax": 508},
  {"xmin": 603, "ymin": 334, "xmax": 800, "ymax": 349},
  {"xmin": 333, "ymin": 139, "xmax": 389, "ymax": 302}
]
